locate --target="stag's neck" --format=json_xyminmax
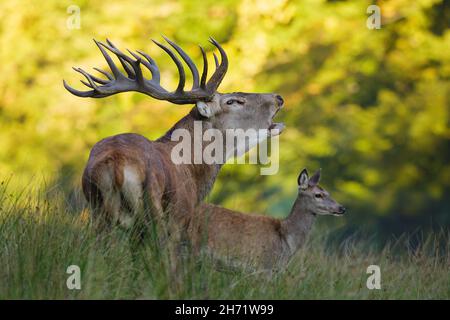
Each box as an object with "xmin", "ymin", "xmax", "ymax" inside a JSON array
[
  {"xmin": 157, "ymin": 107, "xmax": 222, "ymax": 202},
  {"xmin": 281, "ymin": 196, "xmax": 316, "ymax": 255},
  {"xmin": 157, "ymin": 107, "xmax": 202, "ymax": 143}
]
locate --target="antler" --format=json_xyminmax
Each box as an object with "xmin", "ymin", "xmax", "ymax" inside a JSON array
[{"xmin": 63, "ymin": 37, "xmax": 228, "ymax": 104}]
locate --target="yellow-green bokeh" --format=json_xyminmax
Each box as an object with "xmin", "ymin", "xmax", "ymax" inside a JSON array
[{"xmin": 1, "ymin": 0, "xmax": 449, "ymax": 235}]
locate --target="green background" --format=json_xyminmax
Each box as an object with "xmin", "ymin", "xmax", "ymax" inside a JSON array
[{"xmin": 1, "ymin": 0, "xmax": 449, "ymax": 241}]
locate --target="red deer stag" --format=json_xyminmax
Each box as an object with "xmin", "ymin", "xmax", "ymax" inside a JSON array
[{"xmin": 64, "ymin": 37, "xmax": 284, "ymax": 246}]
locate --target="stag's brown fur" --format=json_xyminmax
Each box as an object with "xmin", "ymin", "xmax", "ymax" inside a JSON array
[
  {"xmin": 82, "ymin": 94, "xmax": 283, "ymax": 240},
  {"xmin": 82, "ymin": 108, "xmax": 217, "ymax": 232}
]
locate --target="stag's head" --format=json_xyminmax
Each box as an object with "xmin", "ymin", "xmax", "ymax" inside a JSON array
[
  {"xmin": 64, "ymin": 37, "xmax": 284, "ymax": 137},
  {"xmin": 297, "ymin": 168, "xmax": 346, "ymax": 216}
]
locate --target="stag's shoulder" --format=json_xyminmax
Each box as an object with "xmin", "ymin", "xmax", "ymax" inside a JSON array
[
  {"xmin": 93, "ymin": 133, "xmax": 152, "ymax": 148},
  {"xmin": 87, "ymin": 133, "xmax": 154, "ymax": 157},
  {"xmin": 84, "ymin": 133, "xmax": 158, "ymax": 170}
]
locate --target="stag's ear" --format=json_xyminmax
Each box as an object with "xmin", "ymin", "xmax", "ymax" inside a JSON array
[
  {"xmin": 298, "ymin": 168, "xmax": 309, "ymax": 190},
  {"xmin": 196, "ymin": 101, "xmax": 214, "ymax": 118},
  {"xmin": 309, "ymin": 168, "xmax": 321, "ymax": 187}
]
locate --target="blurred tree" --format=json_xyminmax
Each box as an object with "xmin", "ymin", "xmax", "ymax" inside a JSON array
[{"xmin": 0, "ymin": 0, "xmax": 448, "ymax": 237}]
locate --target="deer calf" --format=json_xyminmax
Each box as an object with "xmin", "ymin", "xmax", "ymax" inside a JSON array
[{"xmin": 189, "ymin": 168, "xmax": 346, "ymax": 271}]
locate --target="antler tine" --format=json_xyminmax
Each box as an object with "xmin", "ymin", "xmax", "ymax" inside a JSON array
[
  {"xmin": 152, "ymin": 39, "xmax": 186, "ymax": 93},
  {"xmin": 163, "ymin": 36, "xmax": 200, "ymax": 90},
  {"xmin": 213, "ymin": 53, "xmax": 219, "ymax": 68},
  {"xmin": 93, "ymin": 39, "xmax": 124, "ymax": 80},
  {"xmin": 73, "ymin": 67, "xmax": 110, "ymax": 85},
  {"xmin": 65, "ymin": 37, "xmax": 229, "ymax": 103},
  {"xmin": 87, "ymin": 73, "xmax": 108, "ymax": 85},
  {"xmin": 136, "ymin": 50, "xmax": 157, "ymax": 65},
  {"xmin": 126, "ymin": 49, "xmax": 143, "ymax": 76},
  {"xmin": 105, "ymin": 39, "xmax": 136, "ymax": 79},
  {"xmin": 63, "ymin": 67, "xmax": 106, "ymax": 98},
  {"xmin": 80, "ymin": 79, "xmax": 93, "ymax": 88},
  {"xmin": 101, "ymin": 41, "xmax": 153, "ymax": 89},
  {"xmin": 93, "ymin": 67, "xmax": 114, "ymax": 81},
  {"xmin": 101, "ymin": 40, "xmax": 142, "ymax": 80},
  {"xmin": 206, "ymin": 37, "xmax": 228, "ymax": 92},
  {"xmin": 72, "ymin": 67, "xmax": 100, "ymax": 88},
  {"xmin": 63, "ymin": 79, "xmax": 97, "ymax": 97},
  {"xmin": 128, "ymin": 49, "xmax": 160, "ymax": 86},
  {"xmin": 136, "ymin": 50, "xmax": 161, "ymax": 84},
  {"xmin": 199, "ymin": 46, "xmax": 208, "ymax": 89}
]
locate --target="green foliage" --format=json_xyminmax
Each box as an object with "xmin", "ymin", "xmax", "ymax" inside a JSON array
[{"xmin": 0, "ymin": 0, "xmax": 449, "ymax": 236}]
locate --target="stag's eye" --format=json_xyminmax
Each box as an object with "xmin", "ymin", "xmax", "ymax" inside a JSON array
[
  {"xmin": 226, "ymin": 99, "xmax": 244, "ymax": 105},
  {"xmin": 314, "ymin": 194, "xmax": 323, "ymax": 199}
]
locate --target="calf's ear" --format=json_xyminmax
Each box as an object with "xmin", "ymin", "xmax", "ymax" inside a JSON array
[
  {"xmin": 298, "ymin": 168, "xmax": 309, "ymax": 190},
  {"xmin": 309, "ymin": 168, "xmax": 321, "ymax": 187}
]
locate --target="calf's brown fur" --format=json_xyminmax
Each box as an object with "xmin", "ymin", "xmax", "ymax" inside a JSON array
[{"xmin": 189, "ymin": 169, "xmax": 346, "ymax": 271}]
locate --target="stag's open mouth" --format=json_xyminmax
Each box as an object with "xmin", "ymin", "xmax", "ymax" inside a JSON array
[
  {"xmin": 268, "ymin": 122, "xmax": 285, "ymax": 136},
  {"xmin": 268, "ymin": 107, "xmax": 285, "ymax": 137}
]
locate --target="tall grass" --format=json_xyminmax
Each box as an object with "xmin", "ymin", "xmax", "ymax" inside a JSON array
[{"xmin": 0, "ymin": 181, "xmax": 448, "ymax": 299}]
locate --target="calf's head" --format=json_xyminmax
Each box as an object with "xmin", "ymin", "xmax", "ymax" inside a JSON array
[{"xmin": 297, "ymin": 168, "xmax": 346, "ymax": 216}]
